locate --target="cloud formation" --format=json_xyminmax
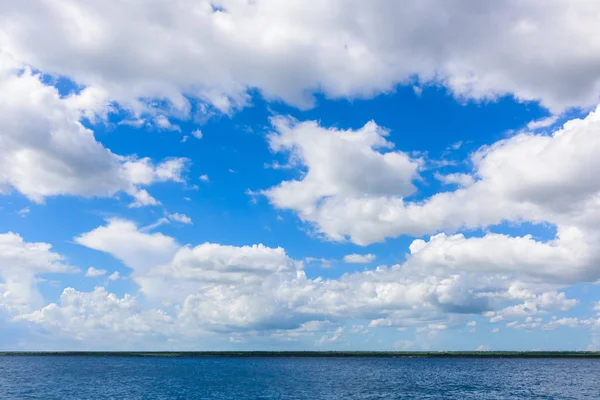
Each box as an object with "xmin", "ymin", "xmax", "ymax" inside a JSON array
[
  {"xmin": 262, "ymin": 108, "xmax": 600, "ymax": 249},
  {"xmin": 0, "ymin": 232, "xmax": 74, "ymax": 312},
  {"xmin": 2, "ymin": 1, "xmax": 600, "ymax": 350},
  {"xmin": 343, "ymin": 254, "xmax": 376, "ymax": 264},
  {"xmin": 0, "ymin": 58, "xmax": 188, "ymax": 205},
  {"xmin": 85, "ymin": 267, "xmax": 107, "ymax": 278},
  {"xmin": 8, "ymin": 216, "xmax": 588, "ymax": 343},
  {"xmin": 1, "ymin": 0, "xmax": 600, "ymax": 117}
]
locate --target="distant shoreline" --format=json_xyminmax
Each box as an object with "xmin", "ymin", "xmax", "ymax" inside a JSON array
[{"xmin": 1, "ymin": 351, "xmax": 600, "ymax": 358}]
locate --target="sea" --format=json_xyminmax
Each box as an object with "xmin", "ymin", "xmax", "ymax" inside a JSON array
[{"xmin": 1, "ymin": 356, "xmax": 599, "ymax": 399}]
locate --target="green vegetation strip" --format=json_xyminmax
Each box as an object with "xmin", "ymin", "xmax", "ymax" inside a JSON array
[{"xmin": 1, "ymin": 351, "xmax": 599, "ymax": 358}]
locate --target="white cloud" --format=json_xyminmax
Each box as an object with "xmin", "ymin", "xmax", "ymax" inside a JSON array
[
  {"xmin": 149, "ymin": 243, "xmax": 307, "ymax": 331},
  {"xmin": 527, "ymin": 115, "xmax": 559, "ymax": 130},
  {"xmin": 0, "ymin": 60, "xmax": 189, "ymax": 205},
  {"xmin": 448, "ymin": 141, "xmax": 463, "ymax": 151},
  {"xmin": 122, "ymin": 157, "xmax": 188, "ymax": 185},
  {"xmin": 305, "ymin": 257, "xmax": 333, "ymax": 269},
  {"xmin": 71, "ymin": 219, "xmax": 474, "ymax": 333},
  {"xmin": 261, "ymin": 107, "xmax": 600, "ymax": 252},
  {"xmin": 75, "ymin": 219, "xmax": 179, "ymax": 272},
  {"xmin": 538, "ymin": 315, "xmax": 600, "ymax": 332},
  {"xmin": 17, "ymin": 207, "xmax": 30, "ymax": 217},
  {"xmin": 348, "ymin": 324, "xmax": 369, "ymax": 334},
  {"xmin": 20, "ymin": 108, "xmax": 600, "ymax": 343},
  {"xmin": 73, "ymin": 220, "xmax": 309, "ymax": 332},
  {"xmin": 407, "ymin": 229, "xmax": 598, "ymax": 285},
  {"xmin": 506, "ymin": 316, "xmax": 544, "ymax": 330},
  {"xmin": 128, "ymin": 189, "xmax": 160, "ymax": 208},
  {"xmin": 543, "ymin": 317, "xmax": 600, "ymax": 330},
  {"xmin": 191, "ymin": 130, "xmax": 203, "ymax": 139},
  {"xmin": 18, "ymin": 287, "xmax": 175, "ymax": 342},
  {"xmin": 491, "ymin": 291, "xmax": 578, "ymax": 320},
  {"xmin": 68, "ymin": 222, "xmax": 496, "ymax": 332},
  {"xmin": 262, "ymin": 117, "xmax": 420, "ymax": 242},
  {"xmin": 199, "ymin": 174, "xmax": 210, "ymax": 182},
  {"xmin": 119, "ymin": 118, "xmax": 146, "ymax": 128},
  {"xmin": 434, "ymin": 172, "xmax": 474, "ymax": 188},
  {"xmin": 108, "ymin": 271, "xmax": 121, "ymax": 281},
  {"xmin": 343, "ymin": 253, "xmax": 376, "ymax": 264},
  {"xmin": 2, "ymin": 1, "xmax": 600, "ymax": 115},
  {"xmin": 154, "ymin": 115, "xmax": 181, "ymax": 132},
  {"xmin": 12, "ymin": 217, "xmax": 597, "ymax": 341},
  {"xmin": 167, "ymin": 213, "xmax": 193, "ymax": 225},
  {"xmin": 0, "ymin": 232, "xmax": 74, "ymax": 312},
  {"xmin": 316, "ymin": 327, "xmax": 344, "ymax": 345},
  {"xmin": 85, "ymin": 267, "xmax": 107, "ymax": 278},
  {"xmin": 6, "ymin": 1, "xmax": 600, "ymax": 348},
  {"xmin": 506, "ymin": 316, "xmax": 600, "ymax": 331}
]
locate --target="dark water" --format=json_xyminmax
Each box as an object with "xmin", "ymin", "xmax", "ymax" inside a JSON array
[{"xmin": 1, "ymin": 356, "xmax": 599, "ymax": 399}]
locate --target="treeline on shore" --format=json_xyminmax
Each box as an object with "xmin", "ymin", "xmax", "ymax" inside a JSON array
[{"xmin": 1, "ymin": 351, "xmax": 599, "ymax": 358}]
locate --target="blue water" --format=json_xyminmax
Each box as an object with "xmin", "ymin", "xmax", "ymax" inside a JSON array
[{"xmin": 1, "ymin": 356, "xmax": 599, "ymax": 399}]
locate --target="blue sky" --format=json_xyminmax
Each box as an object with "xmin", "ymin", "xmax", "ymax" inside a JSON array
[{"xmin": 1, "ymin": 0, "xmax": 600, "ymax": 351}]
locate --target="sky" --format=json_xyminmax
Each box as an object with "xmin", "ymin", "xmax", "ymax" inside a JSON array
[{"xmin": 1, "ymin": 0, "xmax": 600, "ymax": 351}]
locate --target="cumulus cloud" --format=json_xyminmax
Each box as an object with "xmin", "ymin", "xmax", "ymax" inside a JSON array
[
  {"xmin": 316, "ymin": 327, "xmax": 344, "ymax": 345},
  {"xmin": 407, "ymin": 229, "xmax": 598, "ymax": 285},
  {"xmin": 484, "ymin": 290, "xmax": 579, "ymax": 326},
  {"xmin": 108, "ymin": 272, "xmax": 121, "ymax": 281},
  {"xmin": 75, "ymin": 219, "xmax": 179, "ymax": 272},
  {"xmin": 2, "ymin": 1, "xmax": 600, "ymax": 116},
  {"xmin": 343, "ymin": 254, "xmax": 376, "ymax": 264},
  {"xmin": 0, "ymin": 232, "xmax": 74, "ymax": 312},
  {"xmin": 166, "ymin": 213, "xmax": 193, "ymax": 225},
  {"xmin": 527, "ymin": 115, "xmax": 559, "ymax": 131},
  {"xmin": 85, "ymin": 267, "xmax": 107, "ymax": 278},
  {"xmin": 506, "ymin": 315, "xmax": 600, "ymax": 331},
  {"xmin": 77, "ymin": 220, "xmax": 308, "ymax": 331},
  {"xmin": 128, "ymin": 189, "xmax": 161, "ymax": 208},
  {"xmin": 191, "ymin": 130, "xmax": 203, "ymax": 139},
  {"xmin": 121, "ymin": 157, "xmax": 188, "ymax": 186},
  {"xmin": 261, "ymin": 107, "xmax": 600, "ymax": 254},
  {"xmin": 506, "ymin": 316, "xmax": 544, "ymax": 330},
  {"xmin": 434, "ymin": 172, "xmax": 474, "ymax": 188},
  {"xmin": 5, "ymin": 0, "xmax": 600, "ymax": 349},
  {"xmin": 0, "ymin": 59, "xmax": 188, "ymax": 205},
  {"xmin": 8, "ymin": 98, "xmax": 600, "ymax": 346},
  {"xmin": 154, "ymin": 115, "xmax": 181, "ymax": 132},
  {"xmin": 544, "ymin": 317, "xmax": 600, "ymax": 330},
  {"xmin": 16, "ymin": 217, "xmax": 586, "ymax": 339},
  {"xmin": 18, "ymin": 287, "xmax": 175, "ymax": 342},
  {"xmin": 261, "ymin": 117, "xmax": 420, "ymax": 242}
]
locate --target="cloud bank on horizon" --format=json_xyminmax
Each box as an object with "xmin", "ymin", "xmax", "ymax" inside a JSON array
[{"xmin": 1, "ymin": 0, "xmax": 600, "ymax": 351}]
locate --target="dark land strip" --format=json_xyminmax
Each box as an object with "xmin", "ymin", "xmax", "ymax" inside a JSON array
[{"xmin": 1, "ymin": 351, "xmax": 600, "ymax": 358}]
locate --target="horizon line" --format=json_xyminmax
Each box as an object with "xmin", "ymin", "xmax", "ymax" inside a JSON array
[{"xmin": 2, "ymin": 351, "xmax": 599, "ymax": 359}]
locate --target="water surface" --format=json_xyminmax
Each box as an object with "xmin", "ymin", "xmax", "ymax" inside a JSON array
[{"xmin": 1, "ymin": 356, "xmax": 598, "ymax": 399}]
